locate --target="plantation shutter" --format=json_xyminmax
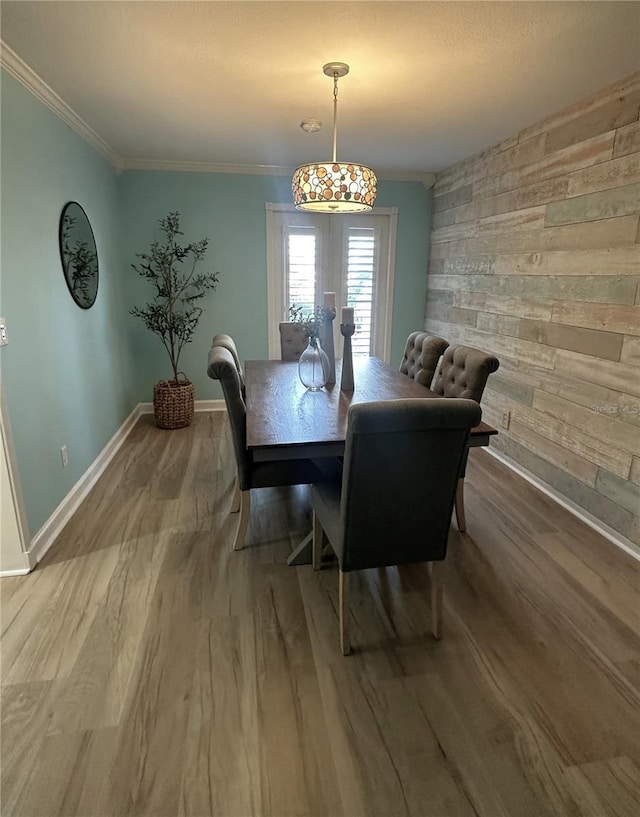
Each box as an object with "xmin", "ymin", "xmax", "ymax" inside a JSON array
[
  {"xmin": 286, "ymin": 228, "xmax": 317, "ymax": 314},
  {"xmin": 345, "ymin": 227, "xmax": 377, "ymax": 357}
]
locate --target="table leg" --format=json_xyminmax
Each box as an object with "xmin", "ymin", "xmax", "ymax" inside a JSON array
[{"xmin": 287, "ymin": 531, "xmax": 314, "ymax": 566}]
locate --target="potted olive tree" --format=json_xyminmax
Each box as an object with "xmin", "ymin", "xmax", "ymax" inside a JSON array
[{"xmin": 131, "ymin": 211, "xmax": 219, "ymax": 428}]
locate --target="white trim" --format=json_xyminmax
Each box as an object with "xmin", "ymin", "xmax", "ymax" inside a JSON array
[
  {"xmin": 138, "ymin": 399, "xmax": 226, "ymax": 414},
  {"xmin": 27, "ymin": 403, "xmax": 143, "ymax": 567},
  {"xmin": 0, "ymin": 383, "xmax": 32, "ymax": 573},
  {"xmin": 0, "ymin": 567, "xmax": 31, "ymax": 577},
  {"xmin": 382, "ymin": 210, "xmax": 398, "ymax": 363},
  {"xmin": 122, "ymin": 159, "xmax": 294, "ymax": 176},
  {"xmin": 0, "ymin": 41, "xmax": 122, "ymax": 168},
  {"xmin": 486, "ymin": 447, "xmax": 640, "ymax": 563},
  {"xmin": 119, "ymin": 158, "xmax": 429, "ymax": 181},
  {"xmin": 266, "ymin": 206, "xmax": 283, "ymax": 359}
]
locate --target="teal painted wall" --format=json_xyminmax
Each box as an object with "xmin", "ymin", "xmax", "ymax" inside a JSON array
[
  {"xmin": 120, "ymin": 172, "xmax": 431, "ymax": 401},
  {"xmin": 0, "ymin": 71, "xmax": 136, "ymax": 537},
  {"xmin": 377, "ymin": 181, "xmax": 432, "ymax": 367},
  {"xmin": 1, "ymin": 67, "xmax": 431, "ymax": 539}
]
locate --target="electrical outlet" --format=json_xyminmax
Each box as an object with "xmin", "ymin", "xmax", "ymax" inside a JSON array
[
  {"xmin": 501, "ymin": 411, "xmax": 511, "ymax": 430},
  {"xmin": 60, "ymin": 445, "xmax": 69, "ymax": 467},
  {"xmin": 0, "ymin": 318, "xmax": 7, "ymax": 347}
]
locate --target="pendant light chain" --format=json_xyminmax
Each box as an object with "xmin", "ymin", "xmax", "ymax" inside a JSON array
[{"xmin": 332, "ymin": 71, "xmax": 339, "ymax": 164}]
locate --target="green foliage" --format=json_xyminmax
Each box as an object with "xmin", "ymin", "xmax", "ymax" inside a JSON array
[
  {"xmin": 289, "ymin": 304, "xmax": 333, "ymax": 340},
  {"xmin": 130, "ymin": 212, "xmax": 219, "ymax": 382},
  {"xmin": 61, "ymin": 214, "xmax": 98, "ymax": 306}
]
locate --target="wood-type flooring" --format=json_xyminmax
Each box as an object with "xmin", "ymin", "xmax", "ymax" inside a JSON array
[{"xmin": 2, "ymin": 411, "xmax": 639, "ymax": 817}]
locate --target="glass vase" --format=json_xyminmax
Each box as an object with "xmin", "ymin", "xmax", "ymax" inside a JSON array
[{"xmin": 298, "ymin": 337, "xmax": 330, "ymax": 391}]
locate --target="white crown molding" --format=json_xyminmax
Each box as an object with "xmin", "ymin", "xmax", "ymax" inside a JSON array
[
  {"xmin": 120, "ymin": 158, "xmax": 295, "ymax": 176},
  {"xmin": 0, "ymin": 40, "xmax": 122, "ymax": 168},
  {"xmin": 1, "ymin": 41, "xmax": 434, "ymax": 183},
  {"xmin": 120, "ymin": 156, "xmax": 431, "ymax": 182}
]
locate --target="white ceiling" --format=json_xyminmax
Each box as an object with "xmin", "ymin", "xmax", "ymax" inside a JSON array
[{"xmin": 1, "ymin": 1, "xmax": 639, "ymax": 177}]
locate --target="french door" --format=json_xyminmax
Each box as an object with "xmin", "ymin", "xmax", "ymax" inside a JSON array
[{"xmin": 266, "ymin": 204, "xmax": 397, "ymax": 360}]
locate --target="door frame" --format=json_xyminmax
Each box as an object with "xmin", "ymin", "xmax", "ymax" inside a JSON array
[
  {"xmin": 0, "ymin": 383, "xmax": 32, "ymax": 575},
  {"xmin": 266, "ymin": 203, "xmax": 398, "ymax": 361}
]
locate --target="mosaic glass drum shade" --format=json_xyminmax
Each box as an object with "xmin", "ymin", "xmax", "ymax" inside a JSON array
[{"xmin": 292, "ymin": 161, "xmax": 377, "ymax": 212}]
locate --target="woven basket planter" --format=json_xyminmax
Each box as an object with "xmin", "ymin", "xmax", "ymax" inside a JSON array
[{"xmin": 153, "ymin": 378, "xmax": 194, "ymax": 429}]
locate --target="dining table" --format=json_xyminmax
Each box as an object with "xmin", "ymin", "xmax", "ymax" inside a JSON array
[{"xmin": 245, "ymin": 356, "xmax": 498, "ymax": 564}]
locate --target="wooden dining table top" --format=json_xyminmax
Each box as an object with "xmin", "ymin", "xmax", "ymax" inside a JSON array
[{"xmin": 245, "ymin": 357, "xmax": 497, "ymax": 456}]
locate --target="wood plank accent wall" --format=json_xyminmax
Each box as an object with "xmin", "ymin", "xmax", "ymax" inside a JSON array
[{"xmin": 426, "ymin": 71, "xmax": 640, "ymax": 547}]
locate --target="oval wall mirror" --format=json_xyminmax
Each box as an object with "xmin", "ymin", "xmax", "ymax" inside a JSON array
[{"xmin": 59, "ymin": 201, "xmax": 99, "ymax": 309}]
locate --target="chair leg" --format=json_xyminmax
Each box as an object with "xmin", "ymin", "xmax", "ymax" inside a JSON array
[
  {"xmin": 429, "ymin": 561, "xmax": 443, "ymax": 640},
  {"xmin": 312, "ymin": 511, "xmax": 323, "ymax": 571},
  {"xmin": 233, "ymin": 490, "xmax": 251, "ymax": 551},
  {"xmin": 339, "ymin": 571, "xmax": 351, "ymax": 655},
  {"xmin": 231, "ymin": 474, "xmax": 241, "ymax": 513},
  {"xmin": 455, "ymin": 477, "xmax": 466, "ymax": 532}
]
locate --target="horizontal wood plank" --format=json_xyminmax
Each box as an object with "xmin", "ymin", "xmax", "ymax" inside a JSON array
[
  {"xmin": 533, "ymin": 387, "xmax": 640, "ymax": 456},
  {"xmin": 493, "ymin": 247, "xmax": 640, "ymax": 276},
  {"xmin": 544, "ymin": 92, "xmax": 640, "ymax": 155},
  {"xmin": 550, "ymin": 302, "xmax": 640, "ymax": 336},
  {"xmin": 518, "ymin": 319, "xmax": 624, "ymax": 361},
  {"xmin": 429, "ymin": 273, "xmax": 636, "ymax": 305},
  {"xmin": 545, "ymin": 182, "xmax": 640, "ymax": 227},
  {"xmin": 567, "ymin": 152, "xmax": 640, "ymax": 198},
  {"xmin": 513, "ymin": 402, "xmax": 633, "ymax": 479},
  {"xmin": 613, "ymin": 121, "xmax": 640, "ymax": 159},
  {"xmin": 454, "ymin": 292, "xmax": 552, "ymax": 321},
  {"xmin": 553, "ymin": 349, "xmax": 640, "ymax": 401},
  {"xmin": 509, "ymin": 418, "xmax": 599, "ymax": 486}
]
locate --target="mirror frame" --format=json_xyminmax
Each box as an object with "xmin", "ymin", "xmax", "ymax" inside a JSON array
[{"xmin": 58, "ymin": 201, "xmax": 99, "ymax": 309}]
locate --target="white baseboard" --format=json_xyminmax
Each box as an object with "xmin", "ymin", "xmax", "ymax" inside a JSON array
[
  {"xmin": 0, "ymin": 566, "xmax": 32, "ymax": 577},
  {"xmin": 486, "ymin": 447, "xmax": 640, "ymax": 563},
  {"xmin": 138, "ymin": 399, "xmax": 226, "ymax": 414},
  {"xmin": 24, "ymin": 400, "xmax": 226, "ymax": 570},
  {"xmin": 28, "ymin": 403, "xmax": 144, "ymax": 568}
]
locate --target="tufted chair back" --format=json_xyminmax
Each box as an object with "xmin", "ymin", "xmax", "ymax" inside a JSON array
[
  {"xmin": 207, "ymin": 345, "xmax": 252, "ymax": 489},
  {"xmin": 432, "ymin": 345, "xmax": 500, "ymax": 403},
  {"xmin": 279, "ymin": 322, "xmax": 308, "ymax": 361},
  {"xmin": 399, "ymin": 331, "xmax": 449, "ymax": 389},
  {"xmin": 211, "ymin": 333, "xmax": 245, "ymax": 395}
]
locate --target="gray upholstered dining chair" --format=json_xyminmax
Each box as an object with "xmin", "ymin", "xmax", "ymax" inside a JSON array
[
  {"xmin": 207, "ymin": 344, "xmax": 331, "ymax": 551},
  {"xmin": 211, "ymin": 333, "xmax": 245, "ymax": 395},
  {"xmin": 279, "ymin": 322, "xmax": 308, "ymax": 361},
  {"xmin": 311, "ymin": 397, "xmax": 482, "ymax": 655},
  {"xmin": 432, "ymin": 345, "xmax": 500, "ymax": 532},
  {"xmin": 399, "ymin": 331, "xmax": 449, "ymax": 389}
]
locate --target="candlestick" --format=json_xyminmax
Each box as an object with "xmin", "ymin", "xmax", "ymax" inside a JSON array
[
  {"xmin": 340, "ymin": 322, "xmax": 356, "ymax": 392},
  {"xmin": 323, "ymin": 291, "xmax": 336, "ymax": 310},
  {"xmin": 319, "ymin": 304, "xmax": 336, "ymax": 385},
  {"xmin": 341, "ymin": 306, "xmax": 354, "ymax": 324}
]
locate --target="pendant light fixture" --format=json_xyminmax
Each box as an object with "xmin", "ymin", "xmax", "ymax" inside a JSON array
[{"xmin": 292, "ymin": 62, "xmax": 377, "ymax": 212}]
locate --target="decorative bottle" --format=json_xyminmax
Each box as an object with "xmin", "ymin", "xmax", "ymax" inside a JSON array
[{"xmin": 298, "ymin": 336, "xmax": 330, "ymax": 391}]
